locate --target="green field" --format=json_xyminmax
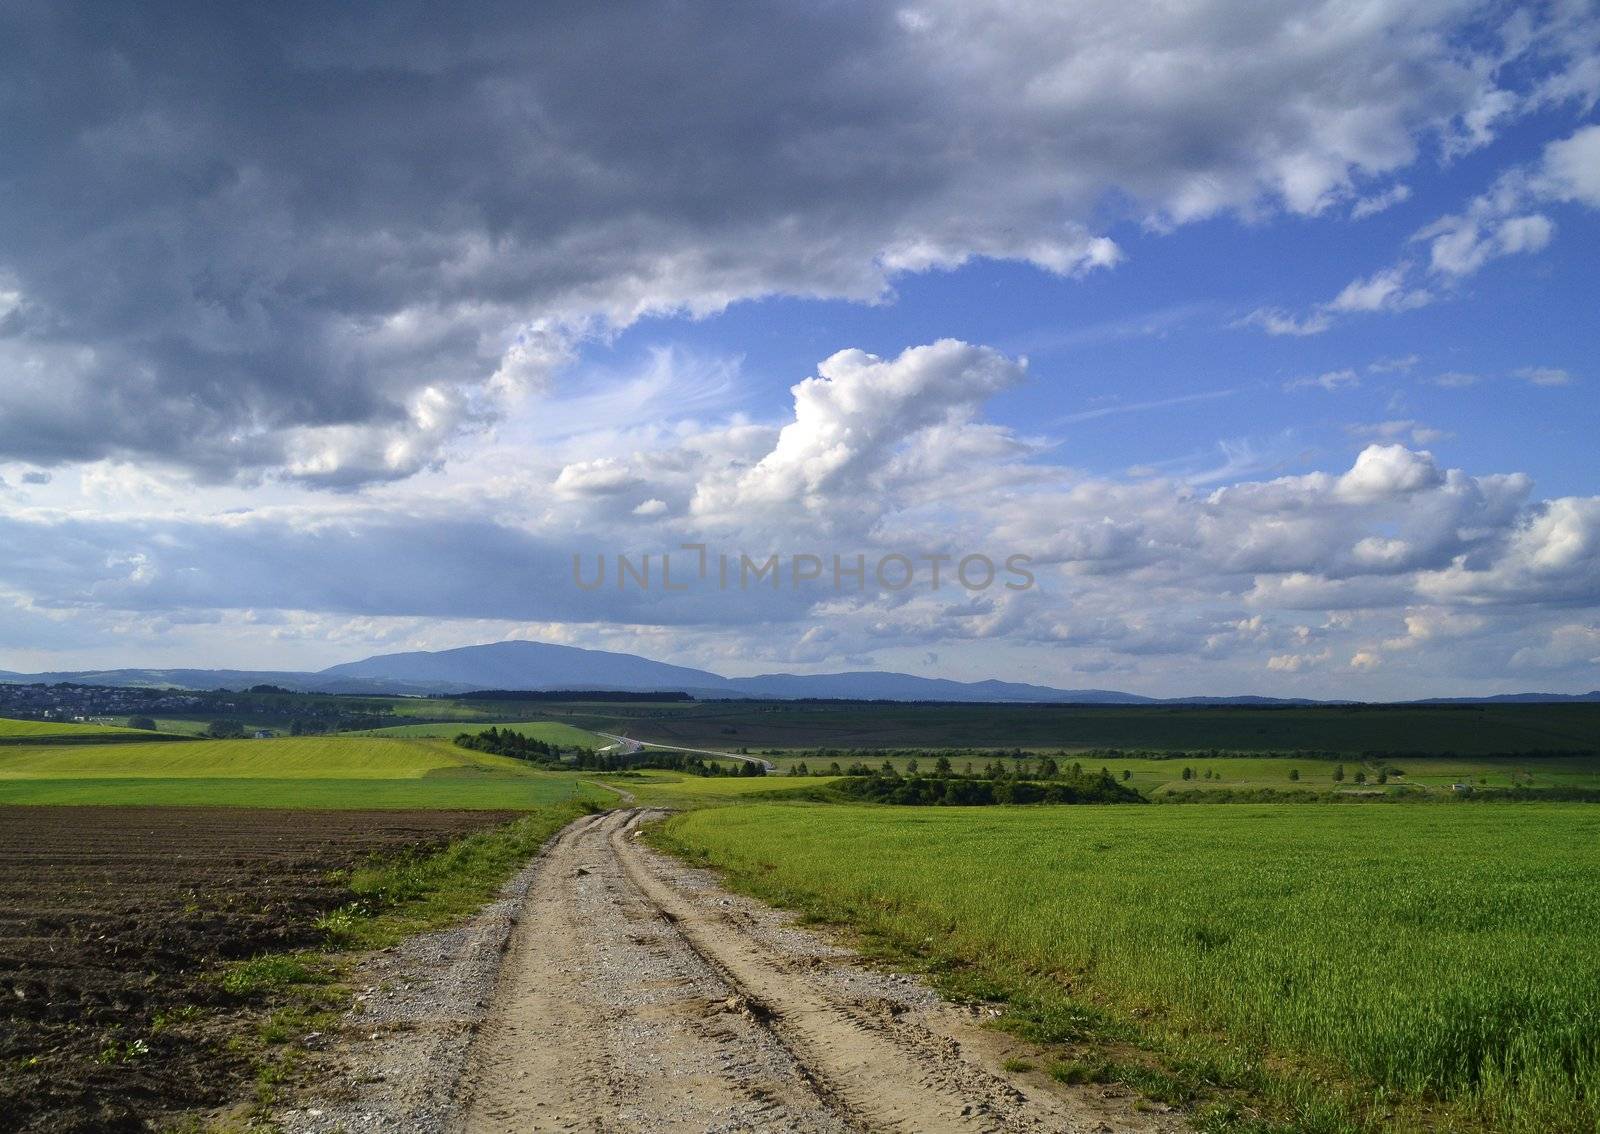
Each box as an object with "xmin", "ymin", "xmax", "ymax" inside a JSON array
[
  {"xmin": 603, "ymin": 769, "xmax": 840, "ymax": 807},
  {"xmin": 348, "ymin": 720, "xmax": 607, "ymax": 747},
  {"xmin": 658, "ymin": 803, "xmax": 1600, "ymax": 1132},
  {"xmin": 0, "ymin": 716, "xmax": 157, "ymax": 744},
  {"xmin": 768, "ymin": 752, "xmax": 1600, "ymax": 796},
  {"xmin": 528, "ymin": 701, "xmax": 1600, "ymax": 755},
  {"xmin": 0, "ymin": 734, "xmax": 604, "ymax": 809}
]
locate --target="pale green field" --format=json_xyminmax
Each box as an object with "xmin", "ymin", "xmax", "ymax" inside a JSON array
[
  {"xmin": 0, "ymin": 733, "xmax": 605, "ymax": 809},
  {"xmin": 347, "ymin": 720, "xmax": 607, "ymax": 747},
  {"xmin": 0, "ymin": 716, "xmax": 150, "ymax": 742},
  {"xmin": 0, "ymin": 735, "xmax": 532, "ymax": 779}
]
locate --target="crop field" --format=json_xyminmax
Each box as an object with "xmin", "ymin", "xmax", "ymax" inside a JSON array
[
  {"xmin": 535, "ymin": 700, "xmax": 1600, "ymax": 755},
  {"xmin": 0, "ymin": 805, "xmax": 521, "ymax": 1134},
  {"xmin": 0, "ymin": 735, "xmax": 606, "ymax": 809},
  {"xmin": 0, "ymin": 716, "xmax": 158, "ymax": 745},
  {"xmin": 348, "ymin": 720, "xmax": 606, "ymax": 747},
  {"xmin": 659, "ymin": 802, "xmax": 1600, "ymax": 1132}
]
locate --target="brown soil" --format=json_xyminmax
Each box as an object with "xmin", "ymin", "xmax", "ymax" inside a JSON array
[{"xmin": 0, "ymin": 805, "xmax": 515, "ymax": 1134}]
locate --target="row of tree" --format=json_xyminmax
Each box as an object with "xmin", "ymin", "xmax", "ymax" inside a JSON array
[{"xmin": 832, "ymin": 767, "xmax": 1143, "ymax": 806}]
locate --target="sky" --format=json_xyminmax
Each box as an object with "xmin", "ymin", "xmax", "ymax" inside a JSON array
[{"xmin": 0, "ymin": 1, "xmax": 1597, "ymax": 698}]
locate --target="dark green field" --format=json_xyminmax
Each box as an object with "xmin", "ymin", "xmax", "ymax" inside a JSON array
[{"xmin": 521, "ymin": 700, "xmax": 1600, "ymax": 755}]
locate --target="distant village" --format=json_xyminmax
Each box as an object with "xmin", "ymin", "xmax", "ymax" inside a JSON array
[{"xmin": 0, "ymin": 682, "xmax": 208, "ymax": 724}]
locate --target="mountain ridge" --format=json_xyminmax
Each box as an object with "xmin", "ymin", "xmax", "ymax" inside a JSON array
[{"xmin": 0, "ymin": 640, "xmax": 1595, "ymax": 704}]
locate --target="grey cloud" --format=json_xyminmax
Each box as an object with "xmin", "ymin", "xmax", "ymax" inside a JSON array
[{"xmin": 1, "ymin": 2, "xmax": 1583, "ymax": 483}]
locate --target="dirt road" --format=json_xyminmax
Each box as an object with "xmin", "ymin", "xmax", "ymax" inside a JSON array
[{"xmin": 455, "ymin": 809, "xmax": 1184, "ymax": 1133}]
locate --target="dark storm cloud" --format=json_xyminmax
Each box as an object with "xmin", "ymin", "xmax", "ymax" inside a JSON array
[{"xmin": 0, "ymin": 2, "xmax": 1586, "ymax": 483}]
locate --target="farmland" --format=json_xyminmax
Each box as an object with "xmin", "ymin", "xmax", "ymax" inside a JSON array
[
  {"xmin": 528, "ymin": 699, "xmax": 1600, "ymax": 755},
  {"xmin": 0, "ymin": 717, "xmax": 157, "ymax": 745},
  {"xmin": 658, "ymin": 802, "xmax": 1600, "ymax": 1132},
  {"xmin": 0, "ymin": 734, "xmax": 606, "ymax": 810},
  {"xmin": 347, "ymin": 720, "xmax": 607, "ymax": 747},
  {"xmin": 0, "ymin": 806, "xmax": 528, "ymax": 1134}
]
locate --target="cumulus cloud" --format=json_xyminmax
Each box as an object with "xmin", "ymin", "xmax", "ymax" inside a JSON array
[
  {"xmin": 1, "ymin": 2, "xmax": 1594, "ymax": 483},
  {"xmin": 691, "ymin": 340, "xmax": 1026, "ymax": 528}
]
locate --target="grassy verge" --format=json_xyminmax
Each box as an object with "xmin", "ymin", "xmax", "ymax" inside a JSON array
[
  {"xmin": 203, "ymin": 800, "xmax": 599, "ymax": 1127},
  {"xmin": 650, "ymin": 803, "xmax": 1600, "ymax": 1134}
]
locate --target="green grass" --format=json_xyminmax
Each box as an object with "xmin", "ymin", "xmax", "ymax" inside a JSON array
[
  {"xmin": 0, "ymin": 734, "xmax": 609, "ymax": 808},
  {"xmin": 347, "ymin": 720, "xmax": 607, "ymax": 747},
  {"xmin": 657, "ymin": 803, "xmax": 1600, "ymax": 1132}
]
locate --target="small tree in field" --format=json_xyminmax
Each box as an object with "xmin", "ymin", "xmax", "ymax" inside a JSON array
[
  {"xmin": 906, "ymin": 758, "xmax": 919, "ymax": 774},
  {"xmin": 1289, "ymin": 768, "xmax": 1300, "ymax": 781},
  {"xmin": 934, "ymin": 755, "xmax": 952, "ymax": 776},
  {"xmin": 1182, "ymin": 766, "xmax": 1194, "ymax": 781},
  {"xmin": 1354, "ymin": 770, "xmax": 1367, "ymax": 784},
  {"xmin": 1122, "ymin": 769, "xmax": 1132, "ymax": 781},
  {"xmin": 1333, "ymin": 764, "xmax": 1346, "ymax": 782}
]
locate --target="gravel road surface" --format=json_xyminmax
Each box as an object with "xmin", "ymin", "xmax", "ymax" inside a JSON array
[{"xmin": 278, "ymin": 808, "xmax": 1189, "ymax": 1133}]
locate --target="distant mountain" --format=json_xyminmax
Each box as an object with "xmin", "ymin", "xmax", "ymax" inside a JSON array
[
  {"xmin": 726, "ymin": 671, "xmax": 1154, "ymax": 703},
  {"xmin": 319, "ymin": 642, "xmax": 1154, "ymax": 702},
  {"xmin": 318, "ymin": 640, "xmax": 735, "ymax": 695},
  {"xmin": 1410, "ymin": 691, "xmax": 1600, "ymax": 704},
  {"xmin": 2, "ymin": 640, "xmax": 1596, "ymax": 704}
]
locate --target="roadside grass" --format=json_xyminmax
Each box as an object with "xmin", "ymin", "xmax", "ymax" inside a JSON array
[
  {"xmin": 653, "ymin": 802, "xmax": 1600, "ymax": 1133},
  {"xmin": 214, "ymin": 800, "xmax": 599, "ymax": 1121}
]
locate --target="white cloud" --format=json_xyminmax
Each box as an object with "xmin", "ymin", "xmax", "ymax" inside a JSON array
[
  {"xmin": 1536, "ymin": 124, "xmax": 1600, "ymax": 207},
  {"xmin": 1513, "ymin": 366, "xmax": 1574, "ymax": 387},
  {"xmin": 1334, "ymin": 444, "xmax": 1443, "ymax": 503},
  {"xmin": 1328, "ymin": 266, "xmax": 1432, "ymax": 313},
  {"xmin": 1351, "ymin": 183, "xmax": 1413, "ymax": 219},
  {"xmin": 1245, "ymin": 117, "xmax": 1600, "ymax": 337},
  {"xmin": 692, "ymin": 340, "xmax": 1026, "ymax": 527},
  {"xmin": 1347, "ymin": 420, "xmax": 1451, "ymax": 446},
  {"xmin": 1287, "ymin": 368, "xmax": 1360, "ymax": 392}
]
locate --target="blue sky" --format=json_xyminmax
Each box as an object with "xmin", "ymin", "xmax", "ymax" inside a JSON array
[{"xmin": 0, "ymin": 2, "xmax": 1597, "ymax": 697}]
